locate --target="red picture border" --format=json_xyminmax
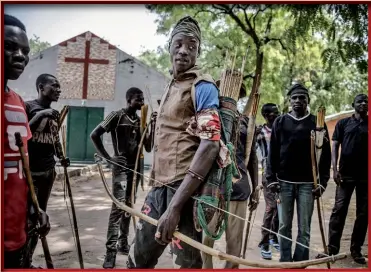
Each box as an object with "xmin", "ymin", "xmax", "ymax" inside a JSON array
[{"xmin": 1, "ymin": 1, "xmax": 370, "ymax": 271}]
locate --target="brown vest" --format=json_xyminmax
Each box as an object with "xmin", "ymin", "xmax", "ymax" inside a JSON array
[{"xmin": 150, "ymin": 66, "xmax": 216, "ymax": 187}]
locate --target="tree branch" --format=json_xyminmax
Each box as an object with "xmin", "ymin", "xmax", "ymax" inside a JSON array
[
  {"xmin": 193, "ymin": 7, "xmax": 223, "ymax": 20},
  {"xmin": 243, "ymin": 73, "xmax": 255, "ymax": 80},
  {"xmin": 213, "ymin": 4, "xmax": 260, "ymax": 46},
  {"xmin": 264, "ymin": 37, "xmax": 288, "ymax": 51},
  {"xmin": 253, "ymin": 5, "xmax": 269, "ymax": 29},
  {"xmin": 264, "ymin": 11, "xmax": 274, "ymax": 35}
]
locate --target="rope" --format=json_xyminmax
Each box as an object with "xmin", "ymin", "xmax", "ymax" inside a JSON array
[
  {"xmin": 96, "ymin": 154, "xmax": 330, "ymax": 257},
  {"xmin": 195, "ymin": 142, "xmax": 235, "ymax": 240}
]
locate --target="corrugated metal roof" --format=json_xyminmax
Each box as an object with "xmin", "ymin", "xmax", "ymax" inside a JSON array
[{"xmin": 325, "ymin": 110, "xmax": 354, "ymax": 122}]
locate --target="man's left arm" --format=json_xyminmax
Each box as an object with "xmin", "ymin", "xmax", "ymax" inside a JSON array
[{"xmin": 156, "ymin": 81, "xmax": 220, "ymax": 244}]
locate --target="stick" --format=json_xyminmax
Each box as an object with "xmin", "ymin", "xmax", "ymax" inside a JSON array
[
  {"xmin": 311, "ymin": 106, "xmax": 331, "ymax": 269},
  {"xmin": 131, "ymin": 117, "xmax": 152, "ymax": 231},
  {"xmin": 57, "ymin": 108, "xmax": 84, "ymax": 269},
  {"xmin": 14, "ymin": 132, "xmax": 54, "ymax": 269},
  {"xmin": 241, "ymin": 184, "xmax": 263, "ymax": 258},
  {"xmin": 244, "ymin": 73, "xmax": 261, "ymax": 166},
  {"xmin": 95, "ymin": 156, "xmax": 347, "ymax": 269},
  {"xmin": 140, "ymin": 105, "xmax": 148, "ymax": 191},
  {"xmin": 58, "ymin": 105, "xmax": 69, "ymax": 128}
]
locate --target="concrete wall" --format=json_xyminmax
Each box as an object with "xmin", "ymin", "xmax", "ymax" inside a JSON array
[{"xmin": 9, "ymin": 45, "xmax": 169, "ymax": 166}]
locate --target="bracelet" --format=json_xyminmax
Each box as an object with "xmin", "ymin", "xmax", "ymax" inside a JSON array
[{"xmin": 187, "ymin": 169, "xmax": 205, "ymax": 182}]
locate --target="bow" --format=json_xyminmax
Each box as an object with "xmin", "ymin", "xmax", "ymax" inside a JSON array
[
  {"xmin": 131, "ymin": 111, "xmax": 152, "ymax": 231},
  {"xmin": 311, "ymin": 106, "xmax": 330, "ymax": 269},
  {"xmin": 54, "ymin": 106, "xmax": 84, "ymax": 269},
  {"xmin": 94, "ymin": 154, "xmax": 347, "ymax": 269},
  {"xmin": 15, "ymin": 132, "xmax": 54, "ymax": 269}
]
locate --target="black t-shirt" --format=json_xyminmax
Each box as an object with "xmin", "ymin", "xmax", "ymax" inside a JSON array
[
  {"xmin": 100, "ymin": 109, "xmax": 141, "ymax": 169},
  {"xmin": 332, "ymin": 115, "xmax": 368, "ymax": 181},
  {"xmin": 266, "ymin": 112, "xmax": 331, "ymax": 186},
  {"xmin": 25, "ymin": 99, "xmax": 58, "ymax": 172}
]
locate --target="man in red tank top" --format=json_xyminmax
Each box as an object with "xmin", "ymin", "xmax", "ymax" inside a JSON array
[{"xmin": 4, "ymin": 14, "xmax": 50, "ymax": 269}]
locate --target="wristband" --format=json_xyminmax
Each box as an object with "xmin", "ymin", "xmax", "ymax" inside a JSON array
[{"xmin": 186, "ymin": 169, "xmax": 205, "ymax": 182}]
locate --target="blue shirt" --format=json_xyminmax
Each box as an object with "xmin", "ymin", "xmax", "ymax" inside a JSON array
[{"xmin": 195, "ymin": 81, "xmax": 219, "ymax": 112}]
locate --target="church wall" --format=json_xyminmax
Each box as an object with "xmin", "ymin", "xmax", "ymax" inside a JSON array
[{"xmin": 9, "ymin": 35, "xmax": 169, "ymax": 166}]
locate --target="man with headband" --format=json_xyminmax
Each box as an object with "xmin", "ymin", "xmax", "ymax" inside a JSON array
[
  {"xmin": 266, "ymin": 83, "xmax": 331, "ymax": 262},
  {"xmin": 127, "ymin": 16, "xmax": 221, "ymax": 268},
  {"xmin": 256, "ymin": 103, "xmax": 280, "ymax": 260},
  {"xmin": 317, "ymin": 94, "xmax": 368, "ymax": 264}
]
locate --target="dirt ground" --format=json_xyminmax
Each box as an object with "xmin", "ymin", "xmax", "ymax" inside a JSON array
[{"xmin": 32, "ymin": 170, "xmax": 368, "ymax": 269}]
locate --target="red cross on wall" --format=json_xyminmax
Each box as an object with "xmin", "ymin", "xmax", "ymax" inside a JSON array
[{"xmin": 64, "ymin": 40, "xmax": 109, "ymax": 99}]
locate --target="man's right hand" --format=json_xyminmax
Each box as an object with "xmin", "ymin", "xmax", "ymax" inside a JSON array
[
  {"xmin": 37, "ymin": 209, "xmax": 51, "ymax": 238},
  {"xmin": 333, "ymin": 169, "xmax": 342, "ymax": 186},
  {"xmin": 37, "ymin": 109, "xmax": 60, "ymax": 120}
]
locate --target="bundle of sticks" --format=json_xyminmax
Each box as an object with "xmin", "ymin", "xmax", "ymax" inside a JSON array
[
  {"xmin": 58, "ymin": 105, "xmax": 69, "ymax": 129},
  {"xmin": 218, "ymin": 50, "xmax": 247, "ymax": 101}
]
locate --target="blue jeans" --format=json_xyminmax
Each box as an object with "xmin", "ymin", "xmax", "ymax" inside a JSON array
[{"xmin": 277, "ymin": 182, "xmax": 314, "ymax": 262}]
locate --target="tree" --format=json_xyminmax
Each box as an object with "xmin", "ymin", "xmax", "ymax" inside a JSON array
[
  {"xmin": 286, "ymin": 4, "xmax": 368, "ymax": 74},
  {"xmin": 139, "ymin": 4, "xmax": 367, "ymax": 121},
  {"xmin": 29, "ymin": 34, "xmax": 51, "ymax": 55}
]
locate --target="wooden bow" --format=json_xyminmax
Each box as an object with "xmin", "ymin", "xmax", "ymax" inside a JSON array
[
  {"xmin": 55, "ymin": 106, "xmax": 84, "ymax": 269},
  {"xmin": 311, "ymin": 106, "xmax": 330, "ymax": 269},
  {"xmin": 95, "ymin": 154, "xmax": 347, "ymax": 269},
  {"xmin": 131, "ymin": 112, "xmax": 152, "ymax": 231}
]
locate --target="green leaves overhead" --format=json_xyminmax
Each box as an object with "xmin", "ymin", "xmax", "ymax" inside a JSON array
[
  {"xmin": 29, "ymin": 34, "xmax": 51, "ymax": 56},
  {"xmin": 139, "ymin": 4, "xmax": 367, "ymax": 122}
]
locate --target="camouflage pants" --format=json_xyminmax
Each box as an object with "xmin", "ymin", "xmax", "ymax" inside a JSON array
[{"xmin": 105, "ymin": 168, "xmax": 139, "ymax": 252}]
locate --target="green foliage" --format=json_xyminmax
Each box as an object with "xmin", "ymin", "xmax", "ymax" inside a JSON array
[
  {"xmin": 29, "ymin": 34, "xmax": 51, "ymax": 55},
  {"xmin": 138, "ymin": 4, "xmax": 367, "ymax": 124},
  {"xmin": 286, "ymin": 4, "xmax": 368, "ymax": 73}
]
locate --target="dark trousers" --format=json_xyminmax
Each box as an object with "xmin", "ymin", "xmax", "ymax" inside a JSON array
[
  {"xmin": 24, "ymin": 168, "xmax": 56, "ymax": 268},
  {"xmin": 127, "ymin": 181, "xmax": 203, "ymax": 268},
  {"xmin": 105, "ymin": 169, "xmax": 139, "ymax": 252},
  {"xmin": 259, "ymin": 176, "xmax": 279, "ymax": 246},
  {"xmin": 4, "ymin": 243, "xmax": 27, "ymax": 269},
  {"xmin": 328, "ymin": 181, "xmax": 368, "ymax": 254}
]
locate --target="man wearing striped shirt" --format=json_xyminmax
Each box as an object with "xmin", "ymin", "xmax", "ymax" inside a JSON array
[
  {"xmin": 256, "ymin": 103, "xmax": 280, "ymax": 260},
  {"xmin": 90, "ymin": 87, "xmax": 156, "ymax": 268}
]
